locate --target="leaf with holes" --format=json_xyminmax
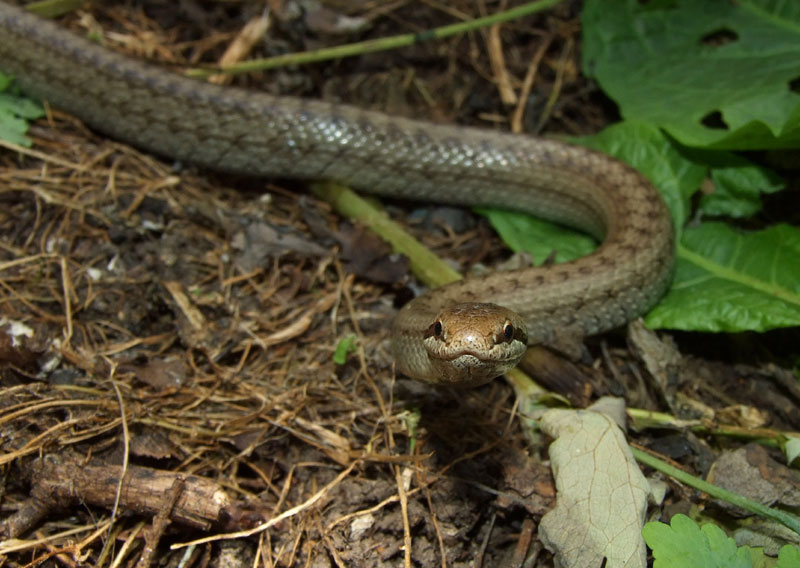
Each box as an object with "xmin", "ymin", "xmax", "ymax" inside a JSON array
[{"xmin": 582, "ymin": 0, "xmax": 800, "ymax": 149}]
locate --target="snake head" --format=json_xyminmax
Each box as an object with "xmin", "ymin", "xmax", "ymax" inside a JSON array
[{"xmin": 421, "ymin": 302, "xmax": 528, "ymax": 387}]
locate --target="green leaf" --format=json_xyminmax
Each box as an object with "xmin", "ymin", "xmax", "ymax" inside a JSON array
[
  {"xmin": 477, "ymin": 209, "xmax": 595, "ymax": 264},
  {"xmin": 25, "ymin": 0, "xmax": 86, "ymax": 19},
  {"xmin": 675, "ymin": 147, "xmax": 786, "ymax": 218},
  {"xmin": 703, "ymin": 162, "xmax": 784, "ymax": 218},
  {"xmin": 582, "ymin": 0, "xmax": 800, "ymax": 149},
  {"xmin": 0, "ymin": 73, "xmax": 45, "ymax": 147},
  {"xmin": 777, "ymin": 544, "xmax": 800, "ymax": 568},
  {"xmin": 332, "ymin": 334, "xmax": 357, "ymax": 365},
  {"xmin": 783, "ymin": 436, "xmax": 800, "ymax": 466},
  {"xmin": 746, "ymin": 546, "xmax": 772, "ymax": 568},
  {"xmin": 643, "ymin": 514, "xmax": 753, "ymax": 568},
  {"xmin": 646, "ymin": 223, "xmax": 800, "ymax": 331}
]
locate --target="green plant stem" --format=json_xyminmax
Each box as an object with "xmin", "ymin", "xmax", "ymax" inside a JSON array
[
  {"xmin": 25, "ymin": 0, "xmax": 84, "ymax": 19},
  {"xmin": 627, "ymin": 407, "xmax": 799, "ymax": 446},
  {"xmin": 632, "ymin": 447, "xmax": 800, "ymax": 535},
  {"xmin": 311, "ymin": 182, "xmax": 462, "ymax": 287},
  {"xmin": 187, "ymin": 0, "xmax": 565, "ymax": 77},
  {"xmin": 310, "ymin": 182, "xmax": 549, "ymax": 407}
]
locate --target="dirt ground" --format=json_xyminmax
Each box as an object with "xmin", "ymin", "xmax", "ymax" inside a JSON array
[{"xmin": 1, "ymin": 1, "xmax": 798, "ymax": 567}]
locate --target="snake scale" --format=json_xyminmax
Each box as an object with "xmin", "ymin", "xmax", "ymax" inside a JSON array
[{"xmin": 0, "ymin": 2, "xmax": 674, "ymax": 386}]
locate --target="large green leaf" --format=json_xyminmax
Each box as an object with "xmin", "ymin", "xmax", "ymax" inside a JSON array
[
  {"xmin": 647, "ymin": 223, "xmax": 800, "ymax": 331},
  {"xmin": 582, "ymin": 0, "xmax": 800, "ymax": 149}
]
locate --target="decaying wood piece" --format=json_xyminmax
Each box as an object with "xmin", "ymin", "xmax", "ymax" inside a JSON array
[{"xmin": 2, "ymin": 453, "xmax": 268, "ymax": 538}]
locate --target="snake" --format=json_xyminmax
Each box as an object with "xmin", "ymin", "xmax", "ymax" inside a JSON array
[{"xmin": 0, "ymin": 2, "xmax": 674, "ymax": 387}]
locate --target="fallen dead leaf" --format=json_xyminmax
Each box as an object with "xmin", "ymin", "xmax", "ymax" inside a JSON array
[
  {"xmin": 708, "ymin": 444, "xmax": 800, "ymax": 514},
  {"xmin": 538, "ymin": 397, "xmax": 651, "ymax": 568}
]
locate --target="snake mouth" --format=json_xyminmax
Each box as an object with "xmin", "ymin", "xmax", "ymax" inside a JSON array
[
  {"xmin": 435, "ymin": 348, "xmax": 518, "ymax": 364},
  {"xmin": 427, "ymin": 349, "xmax": 522, "ymax": 386}
]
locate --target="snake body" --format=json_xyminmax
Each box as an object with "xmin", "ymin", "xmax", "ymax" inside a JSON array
[{"xmin": 0, "ymin": 2, "xmax": 674, "ymax": 385}]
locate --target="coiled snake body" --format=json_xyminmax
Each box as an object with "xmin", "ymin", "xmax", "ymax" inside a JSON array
[{"xmin": 0, "ymin": 3, "xmax": 674, "ymax": 385}]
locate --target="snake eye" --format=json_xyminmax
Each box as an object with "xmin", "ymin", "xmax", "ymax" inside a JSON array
[
  {"xmin": 423, "ymin": 320, "xmax": 444, "ymax": 340},
  {"xmin": 503, "ymin": 322, "xmax": 514, "ymax": 342}
]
